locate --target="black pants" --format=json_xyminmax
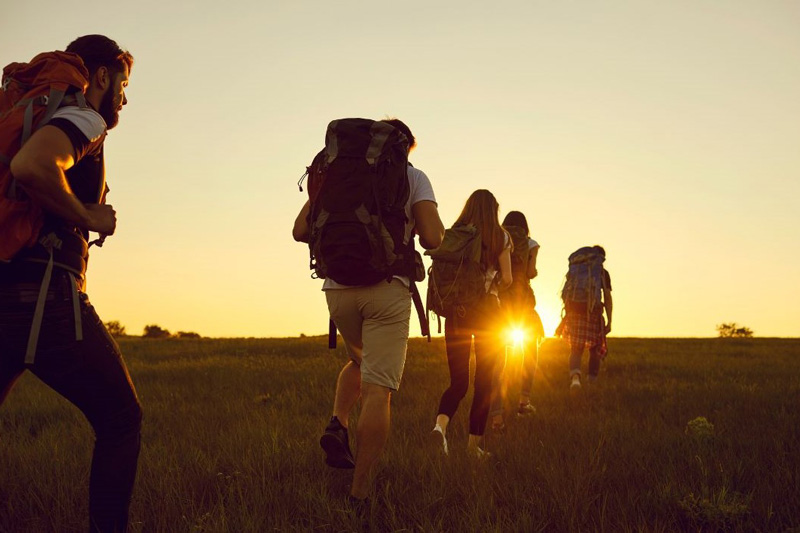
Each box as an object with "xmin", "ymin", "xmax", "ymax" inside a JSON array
[
  {"xmin": 436, "ymin": 300, "xmax": 500, "ymax": 436},
  {"xmin": 0, "ymin": 272, "xmax": 141, "ymax": 533}
]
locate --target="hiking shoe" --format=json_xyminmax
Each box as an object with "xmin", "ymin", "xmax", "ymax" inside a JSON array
[
  {"xmin": 468, "ymin": 445, "xmax": 492, "ymax": 460},
  {"xmin": 570, "ymin": 374, "xmax": 581, "ymax": 390},
  {"xmin": 517, "ymin": 402, "xmax": 536, "ymax": 416},
  {"xmin": 429, "ymin": 426, "xmax": 448, "ymax": 456},
  {"xmin": 491, "ymin": 418, "xmax": 506, "ymax": 434},
  {"xmin": 346, "ymin": 495, "xmax": 370, "ymax": 517},
  {"xmin": 320, "ymin": 416, "xmax": 355, "ymax": 469}
]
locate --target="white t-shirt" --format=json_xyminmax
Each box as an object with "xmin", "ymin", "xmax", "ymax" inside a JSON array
[
  {"xmin": 50, "ymin": 106, "xmax": 107, "ymax": 142},
  {"xmin": 322, "ymin": 165, "xmax": 437, "ymax": 290}
]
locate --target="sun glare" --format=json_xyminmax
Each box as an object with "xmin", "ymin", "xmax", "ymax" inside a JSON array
[{"xmin": 510, "ymin": 328, "xmax": 525, "ymax": 347}]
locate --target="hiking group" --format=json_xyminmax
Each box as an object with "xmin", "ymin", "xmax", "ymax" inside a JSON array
[
  {"xmin": 0, "ymin": 37, "xmax": 611, "ymax": 530},
  {"xmin": 293, "ymin": 117, "xmax": 613, "ymax": 507}
]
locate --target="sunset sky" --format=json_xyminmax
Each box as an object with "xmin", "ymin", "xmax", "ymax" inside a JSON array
[{"xmin": 3, "ymin": 1, "xmax": 798, "ymax": 338}]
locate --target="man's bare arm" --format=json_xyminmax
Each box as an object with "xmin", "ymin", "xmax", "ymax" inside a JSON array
[
  {"xmin": 10, "ymin": 125, "xmax": 116, "ymax": 235},
  {"xmin": 293, "ymin": 199, "xmax": 311, "ymax": 243},
  {"xmin": 412, "ymin": 200, "xmax": 444, "ymax": 250}
]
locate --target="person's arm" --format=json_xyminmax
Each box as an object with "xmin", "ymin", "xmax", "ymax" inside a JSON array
[
  {"xmin": 497, "ymin": 243, "xmax": 512, "ymax": 290},
  {"xmin": 292, "ymin": 199, "xmax": 311, "ymax": 243},
  {"xmin": 527, "ymin": 246, "xmax": 539, "ymax": 279},
  {"xmin": 10, "ymin": 125, "xmax": 116, "ymax": 234},
  {"xmin": 603, "ymin": 275, "xmax": 613, "ymax": 334},
  {"xmin": 412, "ymin": 200, "xmax": 444, "ymax": 250}
]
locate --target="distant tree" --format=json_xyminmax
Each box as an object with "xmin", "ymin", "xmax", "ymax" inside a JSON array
[
  {"xmin": 716, "ymin": 322, "xmax": 754, "ymax": 338},
  {"xmin": 105, "ymin": 320, "xmax": 126, "ymax": 337},
  {"xmin": 175, "ymin": 331, "xmax": 201, "ymax": 339},
  {"xmin": 143, "ymin": 324, "xmax": 171, "ymax": 339}
]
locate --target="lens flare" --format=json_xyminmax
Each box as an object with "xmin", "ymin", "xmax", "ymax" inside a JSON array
[{"xmin": 510, "ymin": 328, "xmax": 524, "ymax": 347}]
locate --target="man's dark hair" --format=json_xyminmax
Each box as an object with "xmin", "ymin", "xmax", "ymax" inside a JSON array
[
  {"xmin": 381, "ymin": 118, "xmax": 416, "ymax": 150},
  {"xmin": 593, "ymin": 245, "xmax": 606, "ymax": 257},
  {"xmin": 65, "ymin": 35, "xmax": 134, "ymax": 77}
]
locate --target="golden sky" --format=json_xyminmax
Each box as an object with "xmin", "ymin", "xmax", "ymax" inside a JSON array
[{"xmin": 3, "ymin": 1, "xmax": 799, "ymax": 337}]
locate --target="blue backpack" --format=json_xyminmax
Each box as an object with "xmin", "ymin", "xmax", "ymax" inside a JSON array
[{"xmin": 561, "ymin": 246, "xmax": 605, "ymax": 312}]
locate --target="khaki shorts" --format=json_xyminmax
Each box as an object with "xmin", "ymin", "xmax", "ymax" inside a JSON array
[{"xmin": 325, "ymin": 281, "xmax": 411, "ymax": 391}]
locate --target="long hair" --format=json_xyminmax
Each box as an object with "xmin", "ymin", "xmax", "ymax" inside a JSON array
[
  {"xmin": 502, "ymin": 210, "xmax": 529, "ymax": 236},
  {"xmin": 455, "ymin": 189, "xmax": 505, "ymax": 270}
]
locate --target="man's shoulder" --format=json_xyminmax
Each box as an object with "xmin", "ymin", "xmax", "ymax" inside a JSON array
[
  {"xmin": 50, "ymin": 106, "xmax": 107, "ymax": 143},
  {"xmin": 407, "ymin": 165, "xmax": 436, "ymax": 206}
]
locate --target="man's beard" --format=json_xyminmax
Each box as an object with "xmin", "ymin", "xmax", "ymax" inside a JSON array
[{"xmin": 98, "ymin": 89, "xmax": 120, "ymax": 130}]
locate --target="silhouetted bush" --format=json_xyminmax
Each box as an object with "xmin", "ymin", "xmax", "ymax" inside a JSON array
[
  {"xmin": 105, "ymin": 320, "xmax": 126, "ymax": 337},
  {"xmin": 716, "ymin": 323, "xmax": 753, "ymax": 338},
  {"xmin": 175, "ymin": 331, "xmax": 201, "ymax": 339},
  {"xmin": 143, "ymin": 324, "xmax": 171, "ymax": 339}
]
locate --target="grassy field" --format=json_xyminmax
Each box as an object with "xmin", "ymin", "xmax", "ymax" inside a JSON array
[{"xmin": 1, "ymin": 336, "xmax": 799, "ymax": 532}]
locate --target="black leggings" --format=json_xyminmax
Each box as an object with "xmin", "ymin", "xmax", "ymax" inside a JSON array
[
  {"xmin": 437, "ymin": 311, "xmax": 500, "ymax": 436},
  {"xmin": 0, "ymin": 273, "xmax": 142, "ymax": 533}
]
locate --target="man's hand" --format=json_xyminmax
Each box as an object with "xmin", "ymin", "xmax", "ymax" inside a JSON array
[
  {"xmin": 84, "ymin": 203, "xmax": 117, "ymax": 235},
  {"xmin": 604, "ymin": 322, "xmax": 612, "ymax": 335}
]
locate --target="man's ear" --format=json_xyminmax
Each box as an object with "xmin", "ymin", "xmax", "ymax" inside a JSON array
[{"xmin": 93, "ymin": 66, "xmax": 111, "ymax": 91}]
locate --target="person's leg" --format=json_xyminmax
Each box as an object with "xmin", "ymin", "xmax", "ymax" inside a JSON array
[
  {"xmin": 332, "ymin": 360, "xmax": 361, "ymax": 426},
  {"xmin": 0, "ymin": 287, "xmax": 32, "ymax": 404},
  {"xmin": 32, "ymin": 294, "xmax": 141, "ymax": 533},
  {"xmin": 569, "ymin": 342, "xmax": 583, "ymax": 378},
  {"xmin": 519, "ymin": 338, "xmax": 538, "ymax": 406},
  {"xmin": 436, "ymin": 317, "xmax": 472, "ymax": 436},
  {"xmin": 323, "ymin": 289, "xmax": 364, "ymax": 469},
  {"xmin": 488, "ymin": 345, "xmax": 506, "ymax": 429},
  {"xmin": 588, "ymin": 343, "xmax": 602, "ymax": 381},
  {"xmin": 350, "ymin": 281, "xmax": 410, "ymax": 498},
  {"xmin": 469, "ymin": 325, "xmax": 498, "ymax": 441},
  {"xmin": 0, "ymin": 365, "xmax": 23, "ymax": 406},
  {"xmin": 350, "ymin": 382, "xmax": 391, "ymax": 499}
]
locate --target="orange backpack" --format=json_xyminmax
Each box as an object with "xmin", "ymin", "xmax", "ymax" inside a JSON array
[{"xmin": 0, "ymin": 51, "xmax": 89, "ymax": 260}]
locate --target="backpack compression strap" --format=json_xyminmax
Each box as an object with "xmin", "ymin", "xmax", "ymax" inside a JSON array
[{"xmin": 410, "ymin": 281, "xmax": 429, "ymax": 341}]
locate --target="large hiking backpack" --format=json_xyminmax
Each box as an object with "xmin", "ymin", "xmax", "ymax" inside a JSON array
[
  {"xmin": 302, "ymin": 118, "xmax": 413, "ymax": 286},
  {"xmin": 425, "ymin": 224, "xmax": 487, "ymax": 319},
  {"xmin": 561, "ymin": 246, "xmax": 605, "ymax": 312},
  {"xmin": 1, "ymin": 51, "xmax": 90, "ymax": 261}
]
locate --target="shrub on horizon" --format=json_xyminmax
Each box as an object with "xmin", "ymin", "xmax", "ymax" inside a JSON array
[
  {"xmin": 105, "ymin": 320, "xmax": 126, "ymax": 337},
  {"xmin": 143, "ymin": 324, "xmax": 171, "ymax": 339},
  {"xmin": 716, "ymin": 323, "xmax": 753, "ymax": 338},
  {"xmin": 175, "ymin": 331, "xmax": 202, "ymax": 339}
]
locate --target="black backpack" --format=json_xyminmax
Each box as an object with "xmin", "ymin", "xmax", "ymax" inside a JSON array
[{"xmin": 303, "ymin": 118, "xmax": 413, "ymax": 285}]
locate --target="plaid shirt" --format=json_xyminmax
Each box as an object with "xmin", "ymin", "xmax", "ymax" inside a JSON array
[{"xmin": 563, "ymin": 309, "xmax": 607, "ymax": 358}]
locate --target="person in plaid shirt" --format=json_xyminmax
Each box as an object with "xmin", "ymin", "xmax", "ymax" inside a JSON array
[{"xmin": 556, "ymin": 245, "xmax": 613, "ymax": 390}]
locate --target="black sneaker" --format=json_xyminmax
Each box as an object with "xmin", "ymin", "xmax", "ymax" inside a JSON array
[{"xmin": 320, "ymin": 416, "xmax": 355, "ymax": 469}]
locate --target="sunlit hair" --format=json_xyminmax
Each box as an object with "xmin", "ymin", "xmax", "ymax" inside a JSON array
[
  {"xmin": 455, "ymin": 189, "xmax": 506, "ymax": 270},
  {"xmin": 502, "ymin": 210, "xmax": 529, "ymax": 236},
  {"xmin": 65, "ymin": 34, "xmax": 134, "ymax": 77},
  {"xmin": 381, "ymin": 118, "xmax": 416, "ymax": 151}
]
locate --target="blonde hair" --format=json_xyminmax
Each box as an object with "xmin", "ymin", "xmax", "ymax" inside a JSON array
[{"xmin": 454, "ymin": 189, "xmax": 506, "ymax": 270}]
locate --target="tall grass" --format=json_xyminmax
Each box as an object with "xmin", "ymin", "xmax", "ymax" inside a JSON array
[{"xmin": 1, "ymin": 336, "xmax": 799, "ymax": 532}]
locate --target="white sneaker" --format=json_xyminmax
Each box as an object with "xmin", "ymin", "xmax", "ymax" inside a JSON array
[
  {"xmin": 430, "ymin": 426, "xmax": 448, "ymax": 456},
  {"xmin": 570, "ymin": 374, "xmax": 581, "ymax": 390},
  {"xmin": 468, "ymin": 445, "xmax": 492, "ymax": 460}
]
